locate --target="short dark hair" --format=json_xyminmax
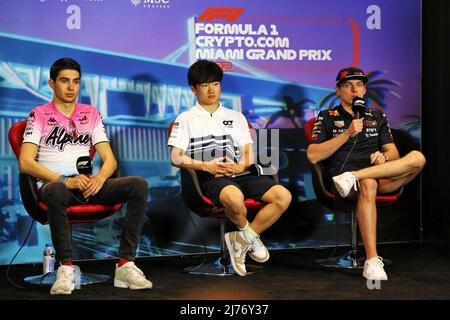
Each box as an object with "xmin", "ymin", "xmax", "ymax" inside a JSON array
[
  {"xmin": 50, "ymin": 57, "xmax": 81, "ymax": 81},
  {"xmin": 187, "ymin": 60, "xmax": 223, "ymax": 87}
]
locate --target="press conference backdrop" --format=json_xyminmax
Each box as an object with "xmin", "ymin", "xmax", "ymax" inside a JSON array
[{"xmin": 0, "ymin": 0, "xmax": 421, "ymax": 264}]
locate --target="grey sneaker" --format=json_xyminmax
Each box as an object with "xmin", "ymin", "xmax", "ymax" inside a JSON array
[
  {"xmin": 50, "ymin": 265, "xmax": 75, "ymax": 295},
  {"xmin": 248, "ymin": 237, "xmax": 270, "ymax": 263},
  {"xmin": 114, "ymin": 261, "xmax": 153, "ymax": 289},
  {"xmin": 363, "ymin": 256, "xmax": 388, "ymax": 281},
  {"xmin": 224, "ymin": 231, "xmax": 251, "ymax": 276},
  {"xmin": 332, "ymin": 172, "xmax": 359, "ymax": 198}
]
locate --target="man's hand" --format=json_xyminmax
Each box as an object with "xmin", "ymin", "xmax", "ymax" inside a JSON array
[
  {"xmin": 65, "ymin": 174, "xmax": 90, "ymax": 191},
  {"xmin": 370, "ymin": 151, "xmax": 387, "ymax": 165},
  {"xmin": 346, "ymin": 119, "xmax": 364, "ymax": 138},
  {"xmin": 205, "ymin": 157, "xmax": 245, "ymax": 177},
  {"xmin": 214, "ymin": 162, "xmax": 246, "ymax": 178},
  {"xmin": 82, "ymin": 175, "xmax": 106, "ymax": 198},
  {"xmin": 204, "ymin": 157, "xmax": 227, "ymax": 176}
]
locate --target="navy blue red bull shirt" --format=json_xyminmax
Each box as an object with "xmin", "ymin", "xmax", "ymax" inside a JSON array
[{"xmin": 310, "ymin": 104, "xmax": 394, "ymax": 178}]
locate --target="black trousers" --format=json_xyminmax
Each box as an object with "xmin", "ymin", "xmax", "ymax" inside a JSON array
[{"xmin": 39, "ymin": 176, "xmax": 148, "ymax": 263}]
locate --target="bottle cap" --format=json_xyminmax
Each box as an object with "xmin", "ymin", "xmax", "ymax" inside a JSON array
[{"xmin": 45, "ymin": 243, "xmax": 53, "ymax": 247}]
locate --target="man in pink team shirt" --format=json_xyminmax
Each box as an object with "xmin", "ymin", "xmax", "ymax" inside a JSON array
[{"xmin": 20, "ymin": 58, "xmax": 153, "ymax": 295}]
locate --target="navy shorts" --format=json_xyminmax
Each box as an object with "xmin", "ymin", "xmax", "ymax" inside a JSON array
[
  {"xmin": 325, "ymin": 161, "xmax": 372, "ymax": 192},
  {"xmin": 199, "ymin": 174, "xmax": 278, "ymax": 207}
]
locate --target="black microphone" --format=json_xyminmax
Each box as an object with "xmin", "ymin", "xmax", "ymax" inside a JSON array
[
  {"xmin": 351, "ymin": 96, "xmax": 366, "ymax": 119},
  {"xmin": 76, "ymin": 156, "xmax": 92, "ymax": 175}
]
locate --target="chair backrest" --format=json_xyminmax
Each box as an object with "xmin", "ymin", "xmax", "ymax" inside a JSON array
[
  {"xmin": 303, "ymin": 117, "xmax": 336, "ymax": 207},
  {"xmin": 168, "ymin": 121, "xmax": 225, "ymax": 216},
  {"xmin": 8, "ymin": 121, "xmax": 26, "ymax": 159},
  {"xmin": 304, "ymin": 117, "xmax": 317, "ymax": 142},
  {"xmin": 9, "ymin": 121, "xmax": 50, "ymax": 223},
  {"xmin": 168, "ymin": 121, "xmax": 175, "ymax": 136}
]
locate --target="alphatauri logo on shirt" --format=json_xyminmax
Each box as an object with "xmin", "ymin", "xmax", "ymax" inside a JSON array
[
  {"xmin": 223, "ymin": 120, "xmax": 234, "ymax": 128},
  {"xmin": 45, "ymin": 125, "xmax": 91, "ymax": 151}
]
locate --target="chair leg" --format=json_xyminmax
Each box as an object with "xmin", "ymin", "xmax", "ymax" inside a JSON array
[
  {"xmin": 316, "ymin": 210, "xmax": 365, "ymax": 269},
  {"xmin": 185, "ymin": 217, "xmax": 235, "ymax": 276}
]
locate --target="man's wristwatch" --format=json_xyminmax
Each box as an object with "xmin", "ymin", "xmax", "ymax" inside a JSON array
[{"xmin": 58, "ymin": 175, "xmax": 69, "ymax": 184}]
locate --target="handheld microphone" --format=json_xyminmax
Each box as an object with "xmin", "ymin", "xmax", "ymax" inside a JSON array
[
  {"xmin": 351, "ymin": 96, "xmax": 366, "ymax": 119},
  {"xmin": 340, "ymin": 97, "xmax": 365, "ymax": 174},
  {"xmin": 76, "ymin": 156, "xmax": 92, "ymax": 175}
]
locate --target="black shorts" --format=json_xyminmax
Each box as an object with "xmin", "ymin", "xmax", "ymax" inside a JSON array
[
  {"xmin": 325, "ymin": 161, "xmax": 371, "ymax": 192},
  {"xmin": 199, "ymin": 175, "xmax": 278, "ymax": 207}
]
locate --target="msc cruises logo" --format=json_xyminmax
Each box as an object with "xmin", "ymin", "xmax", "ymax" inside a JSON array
[{"xmin": 131, "ymin": 0, "xmax": 171, "ymax": 9}]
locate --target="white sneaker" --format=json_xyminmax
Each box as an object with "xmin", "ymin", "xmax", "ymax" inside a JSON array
[
  {"xmin": 363, "ymin": 256, "xmax": 388, "ymax": 281},
  {"xmin": 224, "ymin": 231, "xmax": 251, "ymax": 276},
  {"xmin": 248, "ymin": 237, "xmax": 270, "ymax": 263},
  {"xmin": 50, "ymin": 265, "xmax": 75, "ymax": 295},
  {"xmin": 114, "ymin": 261, "xmax": 153, "ymax": 289},
  {"xmin": 332, "ymin": 172, "xmax": 359, "ymax": 198}
]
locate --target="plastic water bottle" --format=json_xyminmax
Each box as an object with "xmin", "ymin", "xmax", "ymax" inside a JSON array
[{"xmin": 43, "ymin": 243, "xmax": 55, "ymax": 274}]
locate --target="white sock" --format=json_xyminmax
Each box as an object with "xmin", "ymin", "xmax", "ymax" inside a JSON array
[{"xmin": 238, "ymin": 221, "xmax": 259, "ymax": 243}]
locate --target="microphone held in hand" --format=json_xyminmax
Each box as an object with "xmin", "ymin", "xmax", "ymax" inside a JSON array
[
  {"xmin": 351, "ymin": 96, "xmax": 366, "ymax": 119},
  {"xmin": 76, "ymin": 156, "xmax": 92, "ymax": 175}
]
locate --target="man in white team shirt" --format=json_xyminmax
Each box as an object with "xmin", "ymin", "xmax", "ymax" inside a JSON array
[
  {"xmin": 168, "ymin": 60, "xmax": 292, "ymax": 276},
  {"xmin": 20, "ymin": 58, "xmax": 152, "ymax": 295}
]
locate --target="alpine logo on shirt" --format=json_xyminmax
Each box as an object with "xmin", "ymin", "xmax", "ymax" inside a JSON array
[
  {"xmin": 78, "ymin": 115, "xmax": 89, "ymax": 124},
  {"xmin": 45, "ymin": 125, "xmax": 91, "ymax": 151}
]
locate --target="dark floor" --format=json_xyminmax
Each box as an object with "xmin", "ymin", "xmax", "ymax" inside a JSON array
[{"xmin": 1, "ymin": 241, "xmax": 450, "ymax": 301}]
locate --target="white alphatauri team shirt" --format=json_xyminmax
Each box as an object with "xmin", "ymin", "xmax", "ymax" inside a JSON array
[{"xmin": 167, "ymin": 103, "xmax": 253, "ymax": 163}]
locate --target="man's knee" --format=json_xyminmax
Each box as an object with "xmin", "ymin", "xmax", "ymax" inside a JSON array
[
  {"xmin": 40, "ymin": 181, "xmax": 70, "ymax": 204},
  {"xmin": 268, "ymin": 185, "xmax": 292, "ymax": 212},
  {"xmin": 407, "ymin": 150, "xmax": 426, "ymax": 171},
  {"xmin": 359, "ymin": 179, "xmax": 378, "ymax": 199},
  {"xmin": 127, "ymin": 176, "xmax": 149, "ymax": 198},
  {"xmin": 219, "ymin": 186, "xmax": 245, "ymax": 213}
]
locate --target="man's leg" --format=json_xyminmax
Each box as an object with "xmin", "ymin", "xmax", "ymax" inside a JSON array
[
  {"xmin": 355, "ymin": 179, "xmax": 378, "ymax": 260},
  {"xmin": 333, "ymin": 151, "xmax": 425, "ymax": 198},
  {"xmin": 352, "ymin": 151, "xmax": 426, "ymax": 193},
  {"xmin": 219, "ymin": 185, "xmax": 255, "ymax": 276},
  {"xmin": 219, "ymin": 185, "xmax": 248, "ymax": 228},
  {"xmin": 39, "ymin": 181, "xmax": 80, "ymax": 295},
  {"xmin": 350, "ymin": 179, "xmax": 389, "ymax": 280},
  {"xmin": 89, "ymin": 176, "xmax": 148, "ymax": 260},
  {"xmin": 251, "ymin": 185, "xmax": 292, "ymax": 234},
  {"xmin": 40, "ymin": 182, "xmax": 77, "ymax": 264},
  {"xmin": 90, "ymin": 176, "xmax": 152, "ymax": 290}
]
